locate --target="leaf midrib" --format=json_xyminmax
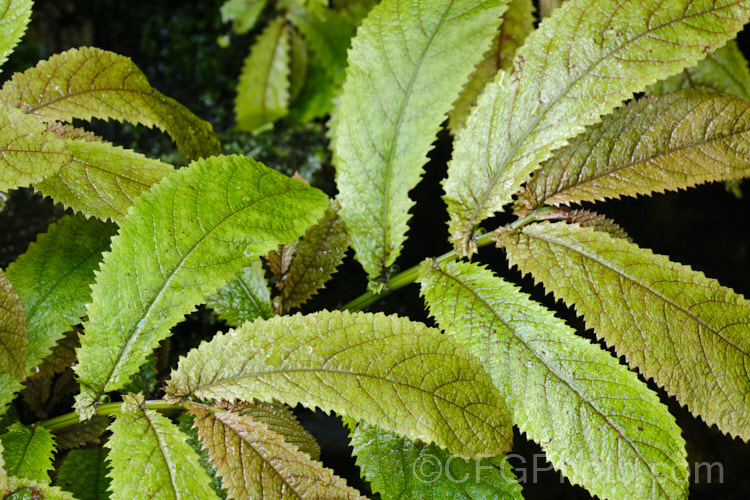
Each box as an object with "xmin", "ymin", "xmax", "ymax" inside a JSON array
[{"xmin": 143, "ymin": 410, "xmax": 181, "ymax": 498}]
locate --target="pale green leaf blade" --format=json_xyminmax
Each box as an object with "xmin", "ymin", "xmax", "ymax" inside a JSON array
[
  {"xmin": 74, "ymin": 155, "xmax": 328, "ymax": 418},
  {"xmin": 5, "ymin": 214, "xmax": 116, "ymax": 373},
  {"xmin": 0, "ymin": 0, "xmax": 32, "ymax": 72},
  {"xmin": 0, "ymin": 423, "xmax": 55, "ymax": 482},
  {"xmin": 495, "ymin": 222, "xmax": 750, "ymax": 441},
  {"xmin": 167, "ymin": 311, "xmax": 513, "ymax": 459},
  {"xmin": 1, "ymin": 270, "xmax": 26, "ymax": 378},
  {"xmin": 55, "ymin": 447, "xmax": 110, "ymax": 500},
  {"xmin": 420, "ymin": 260, "xmax": 688, "ymax": 500},
  {"xmin": 235, "ymin": 17, "xmax": 291, "ymax": 133},
  {"xmin": 516, "ymin": 91, "xmax": 750, "ymax": 212},
  {"xmin": 351, "ymin": 421, "xmax": 523, "ymax": 500},
  {"xmin": 4, "ymin": 476, "xmax": 76, "ymax": 499},
  {"xmin": 332, "ymin": 0, "xmax": 507, "ymax": 284},
  {"xmin": 445, "ymin": 0, "xmax": 750, "ymax": 255},
  {"xmin": 190, "ymin": 405, "xmax": 361, "ymax": 499},
  {"xmin": 36, "ymin": 140, "xmax": 174, "ymax": 222},
  {"xmin": 206, "ymin": 261, "xmax": 274, "ymax": 326},
  {"xmin": 106, "ymin": 393, "xmax": 218, "ymax": 500},
  {"xmin": 0, "ymin": 47, "xmax": 220, "ymax": 161},
  {"xmin": 0, "ymin": 377, "xmax": 22, "ymax": 415},
  {"xmin": 221, "ymin": 0, "xmax": 267, "ymax": 34}
]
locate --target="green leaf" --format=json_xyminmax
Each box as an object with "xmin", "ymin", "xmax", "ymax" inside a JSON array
[
  {"xmin": 287, "ymin": 25, "xmax": 308, "ymax": 104},
  {"xmin": 332, "ymin": 0, "xmax": 506, "ymax": 284},
  {"xmin": 3, "ymin": 476, "xmax": 76, "ymax": 499},
  {"xmin": 235, "ymin": 16, "xmax": 291, "ymax": 133},
  {"xmin": 53, "ymin": 416, "xmax": 110, "ymax": 452},
  {"xmin": 0, "ymin": 376, "xmax": 22, "ymax": 416},
  {"xmin": 167, "ymin": 311, "xmax": 513, "ymax": 459},
  {"xmin": 1, "ymin": 270, "xmax": 27, "ymax": 379},
  {"xmin": 190, "ymin": 404, "xmax": 361, "ymax": 499},
  {"xmin": 36, "ymin": 139, "xmax": 174, "ymax": 222},
  {"xmin": 0, "ymin": 0, "xmax": 32, "ymax": 72},
  {"xmin": 495, "ymin": 222, "xmax": 750, "ymax": 441},
  {"xmin": 351, "ymin": 421, "xmax": 523, "ymax": 500},
  {"xmin": 207, "ymin": 261, "xmax": 274, "ymax": 326},
  {"xmin": 444, "ymin": 0, "xmax": 750, "ymax": 255},
  {"xmin": 420, "ymin": 260, "xmax": 688, "ymax": 500},
  {"xmin": 221, "ymin": 0, "xmax": 267, "ymax": 34},
  {"xmin": 5, "ymin": 214, "xmax": 116, "ymax": 374},
  {"xmin": 0, "ymin": 47, "xmax": 220, "ymax": 161},
  {"xmin": 516, "ymin": 91, "xmax": 750, "ymax": 212},
  {"xmin": 285, "ymin": 49, "xmax": 336, "ymax": 123},
  {"xmin": 106, "ymin": 393, "xmax": 218, "ymax": 500},
  {"xmin": 55, "ymin": 448, "xmax": 111, "ymax": 500},
  {"xmin": 0, "ymin": 423, "xmax": 55, "ymax": 482},
  {"xmin": 74, "ymin": 155, "xmax": 328, "ymax": 418}
]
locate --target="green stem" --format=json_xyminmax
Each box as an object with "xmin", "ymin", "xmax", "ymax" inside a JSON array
[{"xmin": 39, "ymin": 400, "xmax": 187, "ymax": 432}]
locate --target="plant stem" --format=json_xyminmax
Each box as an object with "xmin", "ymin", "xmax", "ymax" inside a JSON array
[{"xmin": 39, "ymin": 400, "xmax": 186, "ymax": 431}]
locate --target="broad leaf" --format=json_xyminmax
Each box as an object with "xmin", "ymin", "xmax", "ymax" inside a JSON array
[
  {"xmin": 0, "ymin": 270, "xmax": 26, "ymax": 378},
  {"xmin": 190, "ymin": 405, "xmax": 360, "ymax": 499},
  {"xmin": 3, "ymin": 476, "xmax": 76, "ymax": 499},
  {"xmin": 516, "ymin": 91, "xmax": 750, "ymax": 212},
  {"xmin": 444, "ymin": 0, "xmax": 750, "ymax": 255},
  {"xmin": 332, "ymin": 0, "xmax": 506, "ymax": 285},
  {"xmin": 0, "ymin": 423, "xmax": 55, "ymax": 482},
  {"xmin": 0, "ymin": 47, "xmax": 220, "ymax": 161},
  {"xmin": 0, "ymin": 0, "xmax": 32, "ymax": 71},
  {"xmin": 53, "ymin": 416, "xmax": 109, "ymax": 452},
  {"xmin": 221, "ymin": 0, "xmax": 267, "ymax": 34},
  {"xmin": 206, "ymin": 261, "xmax": 274, "ymax": 326},
  {"xmin": 495, "ymin": 222, "xmax": 750, "ymax": 441},
  {"xmin": 420, "ymin": 260, "xmax": 688, "ymax": 500},
  {"xmin": 107, "ymin": 393, "xmax": 217, "ymax": 500},
  {"xmin": 74, "ymin": 155, "xmax": 328, "ymax": 418},
  {"xmin": 351, "ymin": 421, "xmax": 523, "ymax": 500},
  {"xmin": 55, "ymin": 447, "xmax": 110, "ymax": 500},
  {"xmin": 167, "ymin": 311, "xmax": 513, "ymax": 459}
]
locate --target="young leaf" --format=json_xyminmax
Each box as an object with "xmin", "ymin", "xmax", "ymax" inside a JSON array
[
  {"xmin": 55, "ymin": 447, "xmax": 111, "ymax": 500},
  {"xmin": 221, "ymin": 0, "xmax": 267, "ymax": 34},
  {"xmin": 1, "ymin": 270, "xmax": 27, "ymax": 379},
  {"xmin": 190, "ymin": 405, "xmax": 361, "ymax": 499},
  {"xmin": 444, "ymin": 0, "xmax": 750, "ymax": 255},
  {"xmin": 107, "ymin": 393, "xmax": 218, "ymax": 500},
  {"xmin": 516, "ymin": 91, "xmax": 750, "ymax": 212},
  {"xmin": 0, "ymin": 0, "xmax": 33, "ymax": 71},
  {"xmin": 285, "ymin": 49, "xmax": 336, "ymax": 123},
  {"xmin": 332, "ymin": 0, "xmax": 506, "ymax": 285},
  {"xmin": 235, "ymin": 16, "xmax": 291, "ymax": 133},
  {"xmin": 167, "ymin": 311, "xmax": 513, "ymax": 459},
  {"xmin": 0, "ymin": 47, "xmax": 220, "ymax": 161},
  {"xmin": 206, "ymin": 261, "xmax": 274, "ymax": 326},
  {"xmin": 74, "ymin": 155, "xmax": 328, "ymax": 418},
  {"xmin": 0, "ymin": 423, "xmax": 55, "ymax": 482},
  {"xmin": 495, "ymin": 222, "xmax": 750, "ymax": 441},
  {"xmin": 350, "ymin": 421, "xmax": 523, "ymax": 500},
  {"xmin": 420, "ymin": 260, "xmax": 688, "ymax": 500}
]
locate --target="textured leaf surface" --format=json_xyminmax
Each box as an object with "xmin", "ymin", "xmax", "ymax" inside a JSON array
[
  {"xmin": 206, "ymin": 261, "xmax": 274, "ymax": 326},
  {"xmin": 6, "ymin": 215, "xmax": 115, "ymax": 373},
  {"xmin": 0, "ymin": 0, "xmax": 32, "ymax": 71},
  {"xmin": 235, "ymin": 16, "xmax": 291, "ymax": 132},
  {"xmin": 332, "ymin": 0, "xmax": 506, "ymax": 283},
  {"xmin": 74, "ymin": 155, "xmax": 327, "ymax": 418},
  {"xmin": 351, "ymin": 421, "xmax": 523, "ymax": 500},
  {"xmin": 4, "ymin": 476, "xmax": 76, "ymax": 499},
  {"xmin": 516, "ymin": 91, "xmax": 750, "ymax": 212},
  {"xmin": 53, "ymin": 416, "xmax": 109, "ymax": 452},
  {"xmin": 495, "ymin": 222, "xmax": 750, "ymax": 441},
  {"xmin": 221, "ymin": 0, "xmax": 267, "ymax": 34},
  {"xmin": 0, "ymin": 423, "xmax": 55, "ymax": 482},
  {"xmin": 444, "ymin": 0, "xmax": 750, "ymax": 255},
  {"xmin": 107, "ymin": 393, "xmax": 217, "ymax": 500},
  {"xmin": 0, "ymin": 47, "xmax": 220, "ymax": 161},
  {"xmin": 0, "ymin": 270, "xmax": 26, "ymax": 378},
  {"xmin": 167, "ymin": 311, "xmax": 513, "ymax": 459},
  {"xmin": 191, "ymin": 405, "xmax": 361, "ymax": 499},
  {"xmin": 420, "ymin": 260, "xmax": 688, "ymax": 500},
  {"xmin": 286, "ymin": 50, "xmax": 336, "ymax": 123},
  {"xmin": 55, "ymin": 447, "xmax": 110, "ymax": 500}
]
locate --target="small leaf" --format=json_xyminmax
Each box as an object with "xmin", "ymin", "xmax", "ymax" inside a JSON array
[
  {"xmin": 351, "ymin": 421, "xmax": 523, "ymax": 500},
  {"xmin": 266, "ymin": 243, "xmax": 296, "ymax": 287},
  {"xmin": 52, "ymin": 416, "xmax": 110, "ymax": 452},
  {"xmin": 0, "ymin": 0, "xmax": 32, "ymax": 71},
  {"xmin": 190, "ymin": 405, "xmax": 361, "ymax": 499},
  {"xmin": 0, "ymin": 47, "xmax": 220, "ymax": 161},
  {"xmin": 221, "ymin": 0, "xmax": 267, "ymax": 34},
  {"xmin": 167, "ymin": 311, "xmax": 513, "ymax": 459},
  {"xmin": 332, "ymin": 0, "xmax": 506, "ymax": 284},
  {"xmin": 74, "ymin": 155, "xmax": 328, "ymax": 418},
  {"xmin": 106, "ymin": 393, "xmax": 218, "ymax": 500},
  {"xmin": 495, "ymin": 222, "xmax": 750, "ymax": 441},
  {"xmin": 55, "ymin": 447, "xmax": 111, "ymax": 500},
  {"xmin": 0, "ymin": 423, "xmax": 55, "ymax": 482},
  {"xmin": 444, "ymin": 0, "xmax": 750, "ymax": 255},
  {"xmin": 207, "ymin": 261, "xmax": 274, "ymax": 326},
  {"xmin": 1, "ymin": 270, "xmax": 27, "ymax": 378}
]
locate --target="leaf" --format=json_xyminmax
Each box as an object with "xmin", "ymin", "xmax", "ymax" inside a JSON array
[
  {"xmin": 0, "ymin": 377, "xmax": 22, "ymax": 416},
  {"xmin": 287, "ymin": 25, "xmax": 308, "ymax": 104},
  {"xmin": 5, "ymin": 214, "xmax": 116, "ymax": 374},
  {"xmin": 420, "ymin": 260, "xmax": 688, "ymax": 500},
  {"xmin": 516, "ymin": 91, "xmax": 750, "ymax": 212},
  {"xmin": 351, "ymin": 421, "xmax": 523, "ymax": 500},
  {"xmin": 495, "ymin": 222, "xmax": 750, "ymax": 441},
  {"xmin": 207, "ymin": 261, "xmax": 274, "ymax": 326},
  {"xmin": 285, "ymin": 49, "xmax": 336, "ymax": 123},
  {"xmin": 190, "ymin": 405, "xmax": 362, "ymax": 499},
  {"xmin": 167, "ymin": 310, "xmax": 513, "ymax": 459},
  {"xmin": 0, "ymin": 47, "xmax": 220, "ymax": 161},
  {"xmin": 29, "ymin": 329, "xmax": 79, "ymax": 379},
  {"xmin": 1, "ymin": 270, "xmax": 27, "ymax": 378},
  {"xmin": 235, "ymin": 16, "xmax": 291, "ymax": 133},
  {"xmin": 3, "ymin": 476, "xmax": 76, "ymax": 499},
  {"xmin": 36, "ymin": 140, "xmax": 174, "ymax": 222},
  {"xmin": 74, "ymin": 155, "xmax": 328, "ymax": 418},
  {"xmin": 0, "ymin": 0, "xmax": 32, "ymax": 71},
  {"xmin": 55, "ymin": 448, "xmax": 111, "ymax": 500},
  {"xmin": 444, "ymin": 0, "xmax": 750, "ymax": 256},
  {"xmin": 53, "ymin": 416, "xmax": 110, "ymax": 452},
  {"xmin": 0, "ymin": 423, "xmax": 55, "ymax": 482},
  {"xmin": 331, "ymin": 0, "xmax": 506, "ymax": 285},
  {"xmin": 106, "ymin": 393, "xmax": 218, "ymax": 500},
  {"xmin": 221, "ymin": 0, "xmax": 267, "ymax": 34}
]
